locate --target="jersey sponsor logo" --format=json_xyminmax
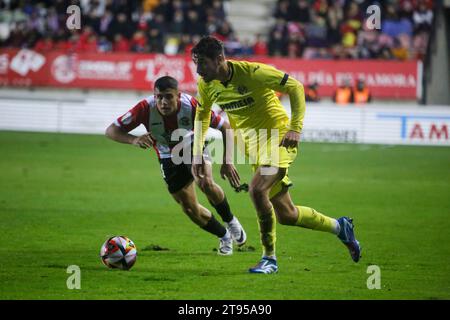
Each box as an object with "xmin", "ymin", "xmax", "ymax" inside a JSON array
[
  {"xmin": 219, "ymin": 97, "xmax": 255, "ymax": 111},
  {"xmin": 237, "ymin": 85, "xmax": 248, "ymax": 95},
  {"xmin": 121, "ymin": 112, "xmax": 133, "ymax": 125}
]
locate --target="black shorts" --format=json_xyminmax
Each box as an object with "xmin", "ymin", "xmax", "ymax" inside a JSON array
[{"xmin": 159, "ymin": 158, "xmax": 194, "ymax": 194}]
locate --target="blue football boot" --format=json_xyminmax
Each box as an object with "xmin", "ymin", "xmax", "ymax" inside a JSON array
[
  {"xmin": 337, "ymin": 217, "xmax": 361, "ymax": 262},
  {"xmin": 248, "ymin": 256, "xmax": 278, "ymax": 274}
]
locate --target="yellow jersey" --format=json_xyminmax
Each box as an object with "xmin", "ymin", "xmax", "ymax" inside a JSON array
[{"xmin": 194, "ymin": 60, "xmax": 306, "ymax": 156}]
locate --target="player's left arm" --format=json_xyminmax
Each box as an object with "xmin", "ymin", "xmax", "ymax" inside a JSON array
[
  {"xmin": 280, "ymin": 74, "xmax": 305, "ymax": 148},
  {"xmin": 252, "ymin": 63, "xmax": 306, "ymax": 148}
]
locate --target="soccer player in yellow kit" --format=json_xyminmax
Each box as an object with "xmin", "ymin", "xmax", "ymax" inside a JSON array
[{"xmin": 191, "ymin": 36, "xmax": 361, "ymax": 274}]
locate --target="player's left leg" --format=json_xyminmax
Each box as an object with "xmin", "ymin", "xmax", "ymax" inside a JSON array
[
  {"xmin": 171, "ymin": 182, "xmax": 233, "ymax": 256},
  {"xmin": 270, "ymin": 185, "xmax": 340, "ymax": 232},
  {"xmin": 194, "ymin": 162, "xmax": 247, "ymax": 246},
  {"xmin": 270, "ymin": 185, "xmax": 361, "ymax": 262},
  {"xmin": 161, "ymin": 158, "xmax": 233, "ymax": 255},
  {"xmin": 171, "ymin": 182, "xmax": 212, "ymax": 227}
]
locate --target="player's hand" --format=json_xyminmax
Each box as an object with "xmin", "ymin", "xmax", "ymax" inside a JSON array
[
  {"xmin": 133, "ymin": 132, "xmax": 155, "ymax": 149},
  {"xmin": 220, "ymin": 163, "xmax": 241, "ymax": 189},
  {"xmin": 280, "ymin": 130, "xmax": 300, "ymax": 149}
]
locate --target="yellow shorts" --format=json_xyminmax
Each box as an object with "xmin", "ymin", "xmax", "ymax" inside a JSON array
[
  {"xmin": 268, "ymin": 169, "xmax": 293, "ymax": 199},
  {"xmin": 251, "ymin": 145, "xmax": 297, "ymax": 199},
  {"xmin": 240, "ymin": 127, "xmax": 298, "ymax": 198}
]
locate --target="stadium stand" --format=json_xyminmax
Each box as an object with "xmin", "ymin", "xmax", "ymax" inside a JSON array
[
  {"xmin": 267, "ymin": 0, "xmax": 434, "ymax": 60},
  {"xmin": 0, "ymin": 0, "xmax": 434, "ymax": 61}
]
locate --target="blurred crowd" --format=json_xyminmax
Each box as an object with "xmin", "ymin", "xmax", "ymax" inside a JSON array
[
  {"xmin": 268, "ymin": 0, "xmax": 434, "ymax": 60},
  {"xmin": 0, "ymin": 0, "xmax": 233, "ymax": 55},
  {"xmin": 0, "ymin": 0, "xmax": 434, "ymax": 61}
]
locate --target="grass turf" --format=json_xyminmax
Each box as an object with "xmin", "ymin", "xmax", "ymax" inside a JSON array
[{"xmin": 0, "ymin": 131, "xmax": 449, "ymax": 299}]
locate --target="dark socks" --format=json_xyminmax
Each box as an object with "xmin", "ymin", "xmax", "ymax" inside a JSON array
[
  {"xmin": 201, "ymin": 215, "xmax": 227, "ymax": 238},
  {"xmin": 210, "ymin": 196, "xmax": 234, "ymax": 223}
]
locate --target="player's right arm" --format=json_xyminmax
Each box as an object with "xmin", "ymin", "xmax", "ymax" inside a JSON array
[
  {"xmin": 105, "ymin": 99, "xmax": 155, "ymax": 149},
  {"xmin": 218, "ymin": 120, "xmax": 241, "ymax": 188},
  {"xmin": 192, "ymin": 81, "xmax": 214, "ymax": 178}
]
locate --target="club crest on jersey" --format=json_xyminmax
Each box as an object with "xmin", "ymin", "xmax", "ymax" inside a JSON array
[{"xmin": 237, "ymin": 85, "xmax": 248, "ymax": 95}]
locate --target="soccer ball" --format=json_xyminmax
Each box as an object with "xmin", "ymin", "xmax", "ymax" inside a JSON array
[{"xmin": 100, "ymin": 236, "xmax": 137, "ymax": 270}]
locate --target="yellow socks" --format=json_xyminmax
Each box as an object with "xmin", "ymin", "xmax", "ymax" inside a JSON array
[
  {"xmin": 257, "ymin": 207, "xmax": 277, "ymax": 257},
  {"xmin": 296, "ymin": 206, "xmax": 339, "ymax": 234},
  {"xmin": 256, "ymin": 206, "xmax": 338, "ymax": 257}
]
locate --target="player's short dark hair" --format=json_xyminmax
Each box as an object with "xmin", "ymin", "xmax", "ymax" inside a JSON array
[
  {"xmin": 154, "ymin": 76, "xmax": 178, "ymax": 91},
  {"xmin": 191, "ymin": 36, "xmax": 225, "ymax": 61}
]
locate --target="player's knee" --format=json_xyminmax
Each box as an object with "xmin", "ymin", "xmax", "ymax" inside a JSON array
[
  {"xmin": 273, "ymin": 203, "xmax": 297, "ymax": 225},
  {"xmin": 249, "ymin": 184, "xmax": 269, "ymax": 201},
  {"xmin": 197, "ymin": 178, "xmax": 214, "ymax": 193},
  {"xmin": 276, "ymin": 213, "xmax": 296, "ymax": 225},
  {"xmin": 180, "ymin": 201, "xmax": 197, "ymax": 218}
]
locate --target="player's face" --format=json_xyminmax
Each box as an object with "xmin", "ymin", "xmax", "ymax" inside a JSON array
[
  {"xmin": 194, "ymin": 55, "xmax": 221, "ymax": 82},
  {"xmin": 155, "ymin": 88, "xmax": 180, "ymax": 116}
]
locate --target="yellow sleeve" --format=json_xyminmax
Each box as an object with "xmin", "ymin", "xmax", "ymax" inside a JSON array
[
  {"xmin": 193, "ymin": 81, "xmax": 213, "ymax": 157},
  {"xmin": 251, "ymin": 63, "xmax": 306, "ymax": 133}
]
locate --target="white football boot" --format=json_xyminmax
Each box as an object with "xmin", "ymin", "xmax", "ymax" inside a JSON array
[
  {"xmin": 218, "ymin": 230, "xmax": 233, "ymax": 256},
  {"xmin": 226, "ymin": 217, "xmax": 247, "ymax": 247}
]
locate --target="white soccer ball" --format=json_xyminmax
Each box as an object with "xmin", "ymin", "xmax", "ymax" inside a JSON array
[{"xmin": 100, "ymin": 236, "xmax": 137, "ymax": 270}]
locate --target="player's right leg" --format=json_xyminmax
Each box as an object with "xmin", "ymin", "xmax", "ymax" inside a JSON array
[
  {"xmin": 247, "ymin": 166, "xmax": 285, "ymax": 274},
  {"xmin": 160, "ymin": 159, "xmax": 232, "ymax": 255},
  {"xmin": 194, "ymin": 161, "xmax": 247, "ymax": 246}
]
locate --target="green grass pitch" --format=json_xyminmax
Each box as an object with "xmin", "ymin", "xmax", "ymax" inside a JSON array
[{"xmin": 0, "ymin": 131, "xmax": 449, "ymax": 299}]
